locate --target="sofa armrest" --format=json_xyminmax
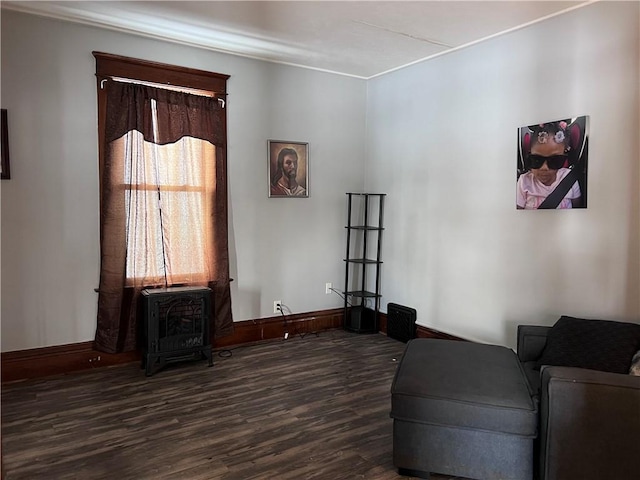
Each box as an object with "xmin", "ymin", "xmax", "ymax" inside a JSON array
[
  {"xmin": 539, "ymin": 366, "xmax": 640, "ymax": 480},
  {"xmin": 517, "ymin": 325, "xmax": 550, "ymax": 363}
]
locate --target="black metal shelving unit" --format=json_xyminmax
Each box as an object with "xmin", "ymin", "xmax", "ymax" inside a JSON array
[{"xmin": 343, "ymin": 192, "xmax": 385, "ymax": 333}]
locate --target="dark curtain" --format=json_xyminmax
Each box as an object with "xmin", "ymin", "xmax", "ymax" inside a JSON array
[{"xmin": 95, "ymin": 81, "xmax": 233, "ymax": 353}]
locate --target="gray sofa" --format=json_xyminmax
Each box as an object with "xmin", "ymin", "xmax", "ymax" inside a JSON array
[
  {"xmin": 517, "ymin": 317, "xmax": 640, "ymax": 480},
  {"xmin": 390, "ymin": 316, "xmax": 640, "ymax": 480}
]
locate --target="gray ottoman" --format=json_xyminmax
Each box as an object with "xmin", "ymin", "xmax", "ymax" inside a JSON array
[{"xmin": 390, "ymin": 339, "xmax": 538, "ymax": 480}]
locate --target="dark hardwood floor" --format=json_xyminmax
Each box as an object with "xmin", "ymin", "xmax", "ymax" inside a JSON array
[{"xmin": 1, "ymin": 330, "xmax": 464, "ymax": 480}]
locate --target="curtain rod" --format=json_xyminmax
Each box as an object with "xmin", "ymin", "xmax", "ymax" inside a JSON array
[{"xmin": 99, "ymin": 77, "xmax": 228, "ymax": 106}]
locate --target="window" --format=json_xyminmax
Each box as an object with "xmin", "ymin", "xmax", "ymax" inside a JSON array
[
  {"xmin": 119, "ymin": 106, "xmax": 215, "ymax": 286},
  {"xmin": 93, "ymin": 52, "xmax": 233, "ymax": 353}
]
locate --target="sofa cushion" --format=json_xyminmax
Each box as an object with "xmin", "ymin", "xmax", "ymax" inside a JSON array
[
  {"xmin": 391, "ymin": 339, "xmax": 537, "ymax": 437},
  {"xmin": 535, "ymin": 316, "xmax": 640, "ymax": 374}
]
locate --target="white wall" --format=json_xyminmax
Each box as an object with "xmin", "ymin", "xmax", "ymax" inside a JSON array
[
  {"xmin": 366, "ymin": 1, "xmax": 640, "ymax": 347},
  {"xmin": 3, "ymin": 2, "xmax": 639, "ymax": 354},
  {"xmin": 1, "ymin": 11, "xmax": 366, "ymax": 352}
]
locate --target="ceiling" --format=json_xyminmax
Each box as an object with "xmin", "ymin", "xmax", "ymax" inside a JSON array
[{"xmin": 3, "ymin": 0, "xmax": 592, "ymax": 78}]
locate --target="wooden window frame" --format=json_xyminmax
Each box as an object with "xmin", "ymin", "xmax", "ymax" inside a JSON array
[{"xmin": 93, "ymin": 51, "xmax": 229, "ymax": 205}]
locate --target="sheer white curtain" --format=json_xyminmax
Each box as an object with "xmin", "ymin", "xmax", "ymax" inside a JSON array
[{"xmin": 120, "ymin": 129, "xmax": 216, "ymax": 286}]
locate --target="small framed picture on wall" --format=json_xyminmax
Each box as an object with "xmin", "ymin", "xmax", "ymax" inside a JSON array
[
  {"xmin": 268, "ymin": 140, "xmax": 309, "ymax": 198},
  {"xmin": 516, "ymin": 116, "xmax": 589, "ymax": 210}
]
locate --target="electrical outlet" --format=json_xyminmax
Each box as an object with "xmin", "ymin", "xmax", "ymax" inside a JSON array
[
  {"xmin": 325, "ymin": 282, "xmax": 332, "ymax": 295},
  {"xmin": 274, "ymin": 300, "xmax": 282, "ymax": 314}
]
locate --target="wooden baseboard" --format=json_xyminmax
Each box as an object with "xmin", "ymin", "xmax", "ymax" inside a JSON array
[
  {"xmin": 416, "ymin": 324, "xmax": 467, "ymax": 341},
  {"xmin": 378, "ymin": 311, "xmax": 466, "ymax": 341},
  {"xmin": 212, "ymin": 308, "xmax": 344, "ymax": 348},
  {"xmin": 1, "ymin": 308, "xmax": 463, "ymax": 383},
  {"xmin": 1, "ymin": 342, "xmax": 141, "ymax": 384},
  {"xmin": 1, "ymin": 308, "xmax": 343, "ymax": 383}
]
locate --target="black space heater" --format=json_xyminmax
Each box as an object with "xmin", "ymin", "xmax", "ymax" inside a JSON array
[
  {"xmin": 141, "ymin": 286, "xmax": 213, "ymax": 376},
  {"xmin": 387, "ymin": 303, "xmax": 417, "ymax": 343}
]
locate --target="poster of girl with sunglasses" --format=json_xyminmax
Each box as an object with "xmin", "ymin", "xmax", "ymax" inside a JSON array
[{"xmin": 517, "ymin": 116, "xmax": 589, "ymax": 209}]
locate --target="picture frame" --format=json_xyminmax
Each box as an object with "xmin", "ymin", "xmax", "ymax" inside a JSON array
[
  {"xmin": 268, "ymin": 140, "xmax": 309, "ymax": 198},
  {"xmin": 516, "ymin": 115, "xmax": 588, "ymax": 210},
  {"xmin": 1, "ymin": 109, "xmax": 10, "ymax": 180}
]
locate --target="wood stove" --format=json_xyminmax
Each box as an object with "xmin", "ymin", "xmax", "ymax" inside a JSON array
[{"xmin": 141, "ymin": 286, "xmax": 213, "ymax": 376}]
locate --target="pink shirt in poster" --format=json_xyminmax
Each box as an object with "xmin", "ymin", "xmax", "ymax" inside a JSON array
[{"xmin": 516, "ymin": 168, "xmax": 581, "ymax": 209}]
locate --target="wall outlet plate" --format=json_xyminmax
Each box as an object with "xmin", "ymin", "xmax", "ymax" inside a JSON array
[{"xmin": 274, "ymin": 300, "xmax": 282, "ymax": 314}]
